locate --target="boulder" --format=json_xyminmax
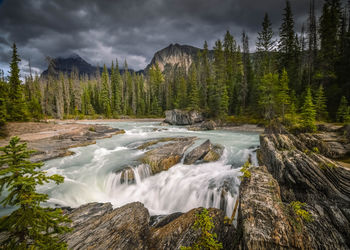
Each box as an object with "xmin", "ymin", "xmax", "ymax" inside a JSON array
[
  {"xmin": 118, "ymin": 166, "xmax": 135, "ymax": 184},
  {"xmin": 164, "ymin": 109, "xmax": 204, "ymax": 125},
  {"xmin": 238, "ymin": 166, "xmax": 311, "ymax": 249},
  {"xmin": 258, "ymin": 130, "xmax": 350, "ymax": 249},
  {"xmin": 200, "ymin": 120, "xmax": 216, "ymax": 130},
  {"xmin": 141, "ymin": 137, "xmax": 196, "ymax": 174},
  {"xmin": 184, "ymin": 140, "xmax": 224, "ymax": 165},
  {"xmin": 59, "ymin": 202, "xmax": 235, "ymax": 250},
  {"xmin": 61, "ymin": 202, "xmax": 150, "ymax": 250},
  {"xmin": 203, "ymin": 144, "xmax": 224, "ymax": 162},
  {"xmin": 149, "ymin": 207, "xmax": 235, "ymax": 250}
]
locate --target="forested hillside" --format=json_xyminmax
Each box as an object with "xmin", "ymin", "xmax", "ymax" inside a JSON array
[{"xmin": 0, "ymin": 0, "xmax": 350, "ymax": 132}]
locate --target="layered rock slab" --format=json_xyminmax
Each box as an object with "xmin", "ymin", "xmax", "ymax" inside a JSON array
[{"xmin": 184, "ymin": 139, "xmax": 224, "ymax": 165}]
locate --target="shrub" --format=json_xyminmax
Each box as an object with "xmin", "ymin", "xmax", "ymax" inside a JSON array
[
  {"xmin": 289, "ymin": 201, "xmax": 313, "ymax": 222},
  {"xmin": 239, "ymin": 161, "xmax": 252, "ymax": 180},
  {"xmin": 181, "ymin": 208, "xmax": 223, "ymax": 250}
]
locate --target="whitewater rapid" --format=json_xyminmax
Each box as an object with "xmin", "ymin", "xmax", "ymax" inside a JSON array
[{"xmin": 38, "ymin": 122, "xmax": 260, "ymax": 217}]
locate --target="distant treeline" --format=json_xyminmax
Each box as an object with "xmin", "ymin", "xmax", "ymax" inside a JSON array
[{"xmin": 1, "ymin": 0, "xmax": 350, "ymax": 133}]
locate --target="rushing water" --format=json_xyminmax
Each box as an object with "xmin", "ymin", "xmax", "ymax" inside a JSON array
[{"xmin": 2, "ymin": 122, "xmax": 260, "ymax": 218}]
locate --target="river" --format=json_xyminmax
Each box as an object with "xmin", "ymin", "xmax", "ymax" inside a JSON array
[{"xmin": 3, "ymin": 122, "xmax": 260, "ymax": 218}]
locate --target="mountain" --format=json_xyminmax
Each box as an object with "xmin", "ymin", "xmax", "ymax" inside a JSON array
[
  {"xmin": 145, "ymin": 43, "xmax": 213, "ymax": 72},
  {"xmin": 41, "ymin": 43, "xmax": 212, "ymax": 77},
  {"xmin": 41, "ymin": 53, "xmax": 134, "ymax": 78}
]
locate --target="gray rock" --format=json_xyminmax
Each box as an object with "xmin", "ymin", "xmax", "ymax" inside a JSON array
[
  {"xmin": 141, "ymin": 137, "xmax": 196, "ymax": 174},
  {"xmin": 258, "ymin": 131, "xmax": 350, "ymax": 249},
  {"xmin": 200, "ymin": 120, "xmax": 216, "ymax": 130},
  {"xmin": 164, "ymin": 109, "xmax": 204, "ymax": 125},
  {"xmin": 238, "ymin": 166, "xmax": 312, "ymax": 249},
  {"xmin": 62, "ymin": 202, "xmax": 150, "ymax": 250},
  {"xmin": 184, "ymin": 139, "xmax": 224, "ymax": 165}
]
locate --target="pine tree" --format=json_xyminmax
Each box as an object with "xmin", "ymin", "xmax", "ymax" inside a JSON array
[
  {"xmin": 0, "ymin": 72, "xmax": 7, "ymax": 136},
  {"xmin": 314, "ymin": 84, "xmax": 328, "ymax": 121},
  {"xmin": 301, "ymin": 87, "xmax": 317, "ymax": 132},
  {"xmin": 188, "ymin": 64, "xmax": 200, "ymax": 110},
  {"xmin": 7, "ymin": 43, "xmax": 28, "ymax": 121},
  {"xmin": 149, "ymin": 64, "xmax": 164, "ymax": 116},
  {"xmin": 277, "ymin": 69, "xmax": 290, "ymax": 121},
  {"xmin": 258, "ymin": 73, "xmax": 279, "ymax": 119},
  {"xmin": 336, "ymin": 96, "xmax": 350, "ymax": 122},
  {"xmin": 101, "ymin": 65, "xmax": 111, "ymax": 117},
  {"xmin": 0, "ymin": 137, "xmax": 71, "ymax": 248},
  {"xmin": 307, "ymin": 0, "xmax": 317, "ymax": 86},
  {"xmin": 256, "ymin": 13, "xmax": 276, "ymax": 74}
]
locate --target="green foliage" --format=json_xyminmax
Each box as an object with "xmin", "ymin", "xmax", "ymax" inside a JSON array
[
  {"xmin": 258, "ymin": 73, "xmax": 279, "ymax": 119},
  {"xmin": 312, "ymin": 147, "xmax": 319, "ymax": 154},
  {"xmin": 0, "ymin": 137, "xmax": 71, "ymax": 248},
  {"xmin": 7, "ymin": 43, "xmax": 28, "ymax": 121},
  {"xmin": 277, "ymin": 69, "xmax": 290, "ymax": 121},
  {"xmin": 239, "ymin": 161, "xmax": 251, "ymax": 180},
  {"xmin": 336, "ymin": 96, "xmax": 350, "ymax": 123},
  {"xmin": 300, "ymin": 87, "xmax": 316, "ymax": 132},
  {"xmin": 180, "ymin": 208, "xmax": 223, "ymax": 250},
  {"xmin": 289, "ymin": 201, "xmax": 313, "ymax": 222},
  {"xmin": 314, "ymin": 84, "xmax": 328, "ymax": 121}
]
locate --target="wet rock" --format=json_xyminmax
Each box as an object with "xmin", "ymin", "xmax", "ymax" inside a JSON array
[
  {"xmin": 62, "ymin": 202, "xmax": 150, "ymax": 250},
  {"xmin": 258, "ymin": 130, "xmax": 350, "ymax": 249},
  {"xmin": 238, "ymin": 166, "xmax": 311, "ymax": 249},
  {"xmin": 149, "ymin": 207, "xmax": 235, "ymax": 250},
  {"xmin": 203, "ymin": 144, "xmax": 224, "ymax": 162},
  {"xmin": 141, "ymin": 137, "xmax": 196, "ymax": 174},
  {"xmin": 118, "ymin": 166, "xmax": 135, "ymax": 184},
  {"xmin": 137, "ymin": 137, "xmax": 179, "ymax": 150},
  {"xmin": 200, "ymin": 120, "xmax": 216, "ymax": 130},
  {"xmin": 150, "ymin": 212, "xmax": 183, "ymax": 228},
  {"xmin": 184, "ymin": 139, "xmax": 224, "ymax": 165},
  {"xmin": 164, "ymin": 109, "xmax": 204, "ymax": 125}
]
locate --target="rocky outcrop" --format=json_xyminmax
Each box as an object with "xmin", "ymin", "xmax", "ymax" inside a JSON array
[
  {"xmin": 184, "ymin": 139, "xmax": 224, "ymax": 165},
  {"xmin": 62, "ymin": 202, "xmax": 235, "ymax": 250},
  {"xmin": 164, "ymin": 109, "xmax": 204, "ymax": 125},
  {"xmin": 118, "ymin": 166, "xmax": 135, "ymax": 184},
  {"xmin": 149, "ymin": 208, "xmax": 235, "ymax": 250},
  {"xmin": 238, "ymin": 166, "xmax": 311, "ymax": 249},
  {"xmin": 200, "ymin": 120, "xmax": 216, "ymax": 130},
  {"xmin": 141, "ymin": 137, "xmax": 196, "ymax": 174},
  {"xmin": 257, "ymin": 129, "xmax": 350, "ymax": 249},
  {"xmin": 62, "ymin": 202, "xmax": 150, "ymax": 249}
]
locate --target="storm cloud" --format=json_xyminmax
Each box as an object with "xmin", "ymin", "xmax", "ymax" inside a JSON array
[{"xmin": 0, "ymin": 0, "xmax": 338, "ymax": 75}]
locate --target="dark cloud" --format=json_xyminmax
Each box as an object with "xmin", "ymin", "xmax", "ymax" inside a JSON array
[{"xmin": 0, "ymin": 0, "xmax": 345, "ymax": 75}]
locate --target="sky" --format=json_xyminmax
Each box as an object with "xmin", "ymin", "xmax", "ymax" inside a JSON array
[{"xmin": 0, "ymin": 0, "xmax": 343, "ymax": 76}]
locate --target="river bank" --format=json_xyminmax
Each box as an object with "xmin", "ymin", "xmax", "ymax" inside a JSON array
[{"xmin": 0, "ymin": 121, "xmax": 125, "ymax": 162}]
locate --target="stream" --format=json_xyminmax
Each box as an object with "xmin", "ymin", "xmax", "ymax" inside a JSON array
[{"xmin": 2, "ymin": 122, "xmax": 260, "ymax": 218}]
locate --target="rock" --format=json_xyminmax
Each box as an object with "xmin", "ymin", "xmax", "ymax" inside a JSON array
[
  {"xmin": 150, "ymin": 212, "xmax": 183, "ymax": 228},
  {"xmin": 62, "ymin": 202, "xmax": 150, "ymax": 250},
  {"xmin": 149, "ymin": 207, "xmax": 235, "ymax": 250},
  {"xmin": 258, "ymin": 130, "xmax": 350, "ymax": 249},
  {"xmin": 137, "ymin": 137, "xmax": 179, "ymax": 150},
  {"xmin": 164, "ymin": 109, "xmax": 204, "ymax": 125},
  {"xmin": 119, "ymin": 166, "xmax": 135, "ymax": 184},
  {"xmin": 184, "ymin": 140, "xmax": 224, "ymax": 165},
  {"xmin": 141, "ymin": 137, "xmax": 196, "ymax": 174},
  {"xmin": 203, "ymin": 144, "xmax": 224, "ymax": 162},
  {"xmin": 200, "ymin": 120, "xmax": 216, "ymax": 130},
  {"xmin": 238, "ymin": 166, "xmax": 312, "ymax": 249}
]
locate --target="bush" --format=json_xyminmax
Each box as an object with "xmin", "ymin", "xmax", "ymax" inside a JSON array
[
  {"xmin": 180, "ymin": 209, "xmax": 223, "ymax": 250},
  {"xmin": 239, "ymin": 161, "xmax": 252, "ymax": 180}
]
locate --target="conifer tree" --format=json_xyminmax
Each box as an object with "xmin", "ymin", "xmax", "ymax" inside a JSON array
[
  {"xmin": 301, "ymin": 87, "xmax": 317, "ymax": 132},
  {"xmin": 101, "ymin": 65, "xmax": 111, "ymax": 117},
  {"xmin": 336, "ymin": 96, "xmax": 350, "ymax": 122},
  {"xmin": 7, "ymin": 43, "xmax": 28, "ymax": 121},
  {"xmin": 0, "ymin": 72, "xmax": 7, "ymax": 136},
  {"xmin": 258, "ymin": 73, "xmax": 279, "ymax": 119},
  {"xmin": 188, "ymin": 64, "xmax": 200, "ymax": 110},
  {"xmin": 277, "ymin": 69, "xmax": 290, "ymax": 121},
  {"xmin": 314, "ymin": 84, "xmax": 328, "ymax": 121},
  {"xmin": 256, "ymin": 13, "xmax": 276, "ymax": 74},
  {"xmin": 0, "ymin": 137, "xmax": 71, "ymax": 248}
]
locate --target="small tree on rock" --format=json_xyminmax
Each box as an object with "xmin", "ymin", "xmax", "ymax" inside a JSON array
[{"xmin": 336, "ymin": 96, "xmax": 350, "ymax": 123}]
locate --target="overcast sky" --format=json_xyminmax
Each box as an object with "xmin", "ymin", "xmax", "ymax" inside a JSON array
[{"xmin": 0, "ymin": 0, "xmax": 344, "ymax": 76}]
